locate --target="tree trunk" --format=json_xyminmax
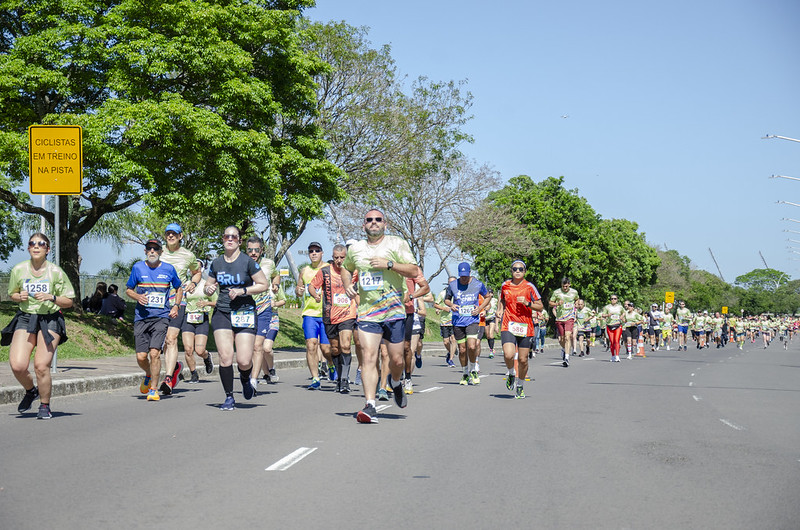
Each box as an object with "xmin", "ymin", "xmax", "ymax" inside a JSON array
[{"xmin": 60, "ymin": 195, "xmax": 83, "ymax": 306}]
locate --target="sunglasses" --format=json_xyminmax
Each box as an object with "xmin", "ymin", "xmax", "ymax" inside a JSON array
[
  {"xmin": 223, "ymin": 234, "xmax": 239, "ymax": 240},
  {"xmin": 308, "ymin": 249, "xmax": 322, "ymax": 253},
  {"xmin": 28, "ymin": 241, "xmax": 48, "ymax": 248},
  {"xmin": 145, "ymin": 246, "xmax": 160, "ymax": 252},
  {"xmin": 511, "ymin": 267, "xmax": 525, "ymax": 272},
  {"xmin": 365, "ymin": 217, "xmax": 383, "ymax": 223},
  {"xmin": 611, "ymin": 297, "xmax": 618, "ymax": 300},
  {"xmin": 246, "ymin": 247, "xmax": 261, "ymax": 253}
]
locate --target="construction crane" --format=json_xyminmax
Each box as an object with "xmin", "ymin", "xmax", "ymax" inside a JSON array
[{"xmin": 708, "ymin": 248, "xmax": 725, "ymax": 282}]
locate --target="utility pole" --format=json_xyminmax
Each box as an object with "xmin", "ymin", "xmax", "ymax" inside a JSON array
[{"xmin": 708, "ymin": 248, "xmax": 725, "ymax": 282}]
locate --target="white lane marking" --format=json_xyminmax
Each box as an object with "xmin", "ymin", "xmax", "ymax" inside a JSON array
[
  {"xmin": 376, "ymin": 404, "xmax": 392, "ymax": 412},
  {"xmin": 719, "ymin": 419, "xmax": 745, "ymax": 431},
  {"xmin": 689, "ymin": 382, "xmax": 694, "ymax": 387},
  {"xmin": 692, "ymin": 395, "xmax": 702, "ymax": 401},
  {"xmin": 418, "ymin": 386, "xmax": 443, "ymax": 393},
  {"xmin": 691, "ymin": 373, "xmax": 695, "ymax": 377},
  {"xmin": 266, "ymin": 447, "xmax": 317, "ymax": 471}
]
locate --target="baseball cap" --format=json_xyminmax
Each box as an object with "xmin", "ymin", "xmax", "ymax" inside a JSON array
[
  {"xmin": 457, "ymin": 262, "xmax": 471, "ymax": 277},
  {"xmin": 308, "ymin": 241, "xmax": 323, "ymax": 251},
  {"xmin": 145, "ymin": 238, "xmax": 162, "ymax": 250},
  {"xmin": 165, "ymin": 223, "xmax": 182, "ymax": 234}
]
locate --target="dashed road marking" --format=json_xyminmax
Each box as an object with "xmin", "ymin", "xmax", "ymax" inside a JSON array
[
  {"xmin": 719, "ymin": 419, "xmax": 745, "ymax": 431},
  {"xmin": 418, "ymin": 386, "xmax": 443, "ymax": 393},
  {"xmin": 376, "ymin": 404, "xmax": 392, "ymax": 412},
  {"xmin": 266, "ymin": 447, "xmax": 317, "ymax": 471},
  {"xmin": 692, "ymin": 395, "xmax": 701, "ymax": 401}
]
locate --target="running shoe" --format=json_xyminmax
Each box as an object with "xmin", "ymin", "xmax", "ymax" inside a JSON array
[
  {"xmin": 170, "ymin": 362, "xmax": 183, "ymax": 388},
  {"xmin": 269, "ymin": 368, "xmax": 278, "ymax": 381},
  {"xmin": 329, "ymin": 364, "xmax": 338, "ymax": 383},
  {"xmin": 340, "ymin": 380, "xmax": 350, "ymax": 394},
  {"xmin": 392, "ymin": 381, "xmax": 407, "ymax": 408},
  {"xmin": 447, "ymin": 358, "xmax": 456, "ymax": 368},
  {"xmin": 203, "ymin": 353, "xmax": 214, "ymax": 374},
  {"xmin": 459, "ymin": 374, "xmax": 469, "ymax": 386},
  {"xmin": 488, "ymin": 349, "xmax": 495, "ymax": 359},
  {"xmin": 18, "ymin": 386, "xmax": 39, "ymax": 413},
  {"xmin": 189, "ymin": 371, "xmax": 199, "ymax": 384},
  {"xmin": 139, "ymin": 376, "xmax": 151, "ymax": 394},
  {"xmin": 159, "ymin": 377, "xmax": 172, "ymax": 396},
  {"xmin": 505, "ymin": 373, "xmax": 515, "ymax": 391},
  {"xmin": 626, "ymin": 353, "xmax": 632, "ymax": 360},
  {"xmin": 354, "ymin": 367, "xmax": 362, "ymax": 385},
  {"xmin": 470, "ymin": 371, "xmax": 480, "ymax": 385},
  {"xmin": 563, "ymin": 358, "xmax": 569, "ymax": 367},
  {"xmin": 146, "ymin": 388, "xmax": 160, "ymax": 401},
  {"xmin": 263, "ymin": 373, "xmax": 272, "ymax": 384},
  {"xmin": 415, "ymin": 353, "xmax": 422, "ymax": 369},
  {"xmin": 515, "ymin": 386, "xmax": 526, "ymax": 399},
  {"xmin": 377, "ymin": 388, "xmax": 389, "ymax": 401},
  {"xmin": 36, "ymin": 403, "xmax": 52, "ymax": 420},
  {"xmin": 404, "ymin": 379, "xmax": 413, "ymax": 395},
  {"xmin": 308, "ymin": 377, "xmax": 321, "ymax": 390},
  {"xmin": 220, "ymin": 395, "xmax": 235, "ymax": 411},
  {"xmin": 356, "ymin": 403, "xmax": 378, "ymax": 424},
  {"xmin": 242, "ymin": 378, "xmax": 255, "ymax": 400}
]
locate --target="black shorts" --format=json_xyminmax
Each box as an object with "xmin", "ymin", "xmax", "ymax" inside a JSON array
[
  {"xmin": 440, "ymin": 325, "xmax": 453, "ymax": 338},
  {"xmin": 211, "ymin": 309, "xmax": 256, "ymax": 335},
  {"xmin": 181, "ymin": 312, "xmax": 210, "ymax": 336},
  {"xmin": 500, "ymin": 330, "xmax": 533, "ymax": 349},
  {"xmin": 168, "ymin": 305, "xmax": 186, "ymax": 329},
  {"xmin": 7, "ymin": 311, "xmax": 68, "ymax": 344},
  {"xmin": 134, "ymin": 317, "xmax": 169, "ymax": 353},
  {"xmin": 477, "ymin": 326, "xmax": 485, "ymax": 340},
  {"xmin": 622, "ymin": 326, "xmax": 639, "ymax": 341},
  {"xmin": 404, "ymin": 313, "xmax": 415, "ymax": 342},
  {"xmin": 325, "ymin": 318, "xmax": 356, "ymax": 340},
  {"xmin": 453, "ymin": 323, "xmax": 480, "ymax": 342}
]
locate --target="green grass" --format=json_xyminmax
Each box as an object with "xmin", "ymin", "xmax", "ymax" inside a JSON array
[{"xmin": 0, "ymin": 302, "xmax": 445, "ymax": 362}]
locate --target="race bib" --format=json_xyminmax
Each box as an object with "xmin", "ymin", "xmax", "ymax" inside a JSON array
[
  {"xmin": 231, "ymin": 309, "xmax": 255, "ymax": 329},
  {"xmin": 509, "ymin": 321, "xmax": 528, "ymax": 337},
  {"xmin": 333, "ymin": 292, "xmax": 351, "ymax": 307},
  {"xmin": 269, "ymin": 314, "xmax": 280, "ymax": 331},
  {"xmin": 146, "ymin": 292, "xmax": 166, "ymax": 308},
  {"xmin": 563, "ymin": 302, "xmax": 574, "ymax": 310},
  {"xmin": 186, "ymin": 312, "xmax": 203, "ymax": 324},
  {"xmin": 608, "ymin": 314, "xmax": 621, "ymax": 325},
  {"xmin": 459, "ymin": 304, "xmax": 476, "ymax": 316},
  {"xmin": 24, "ymin": 281, "xmax": 50, "ymax": 294},
  {"xmin": 359, "ymin": 271, "xmax": 383, "ymax": 291}
]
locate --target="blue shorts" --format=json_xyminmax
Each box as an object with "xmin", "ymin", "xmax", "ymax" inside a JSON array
[
  {"xmin": 302, "ymin": 315, "xmax": 330, "ymax": 344},
  {"xmin": 678, "ymin": 325, "xmax": 688, "ymax": 334},
  {"xmin": 358, "ymin": 318, "xmax": 405, "ymax": 344},
  {"xmin": 256, "ymin": 308, "xmax": 273, "ymax": 338}
]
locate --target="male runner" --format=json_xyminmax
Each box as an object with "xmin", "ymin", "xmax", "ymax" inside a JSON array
[
  {"xmin": 549, "ymin": 277, "xmax": 579, "ymax": 367},
  {"xmin": 296, "ymin": 242, "xmax": 334, "ymax": 389}
]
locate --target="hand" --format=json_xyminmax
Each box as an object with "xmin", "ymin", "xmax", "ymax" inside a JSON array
[
  {"xmin": 204, "ymin": 283, "xmax": 217, "ymax": 296},
  {"xmin": 33, "ymin": 292, "xmax": 51, "ymax": 302},
  {"xmin": 18, "ymin": 291, "xmax": 29, "ymax": 302},
  {"xmin": 471, "ymin": 307, "xmax": 480, "ymax": 316},
  {"xmin": 516, "ymin": 296, "xmax": 526, "ymax": 304},
  {"xmin": 368, "ymin": 257, "xmax": 389, "ymax": 269},
  {"xmin": 229, "ymin": 288, "xmax": 242, "ymax": 300},
  {"xmin": 185, "ymin": 281, "xmax": 196, "ymax": 294},
  {"xmin": 345, "ymin": 285, "xmax": 357, "ymax": 299},
  {"xmin": 137, "ymin": 293, "xmax": 149, "ymax": 305},
  {"xmin": 169, "ymin": 305, "xmax": 179, "ymax": 319}
]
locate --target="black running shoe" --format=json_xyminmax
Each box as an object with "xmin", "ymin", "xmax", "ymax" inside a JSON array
[
  {"xmin": 203, "ymin": 353, "xmax": 214, "ymax": 374},
  {"xmin": 392, "ymin": 380, "xmax": 407, "ymax": 408},
  {"xmin": 18, "ymin": 386, "xmax": 39, "ymax": 413},
  {"xmin": 340, "ymin": 380, "xmax": 350, "ymax": 394},
  {"xmin": 356, "ymin": 403, "xmax": 378, "ymax": 424},
  {"xmin": 242, "ymin": 378, "xmax": 255, "ymax": 400},
  {"xmin": 160, "ymin": 378, "xmax": 172, "ymax": 396}
]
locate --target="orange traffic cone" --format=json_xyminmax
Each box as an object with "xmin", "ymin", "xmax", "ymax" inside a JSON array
[{"xmin": 635, "ymin": 335, "xmax": 646, "ymax": 357}]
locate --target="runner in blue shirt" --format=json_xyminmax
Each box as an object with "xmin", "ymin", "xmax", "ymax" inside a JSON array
[{"xmin": 444, "ymin": 262, "xmax": 491, "ymax": 386}]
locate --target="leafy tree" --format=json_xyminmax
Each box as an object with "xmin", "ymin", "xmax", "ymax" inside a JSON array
[
  {"xmin": 456, "ymin": 175, "xmax": 659, "ymax": 308},
  {"xmin": 0, "ymin": 0, "xmax": 340, "ymax": 299},
  {"xmin": 734, "ymin": 268, "xmax": 789, "ymax": 292}
]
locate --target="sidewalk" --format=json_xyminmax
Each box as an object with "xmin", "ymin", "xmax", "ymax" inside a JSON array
[{"xmin": 0, "ymin": 340, "xmax": 560, "ymax": 405}]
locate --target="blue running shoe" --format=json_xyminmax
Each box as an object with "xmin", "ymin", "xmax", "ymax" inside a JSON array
[
  {"xmin": 377, "ymin": 388, "xmax": 389, "ymax": 401},
  {"xmin": 308, "ymin": 377, "xmax": 321, "ymax": 390},
  {"xmin": 354, "ymin": 368, "xmax": 362, "ymax": 385},
  {"xmin": 329, "ymin": 364, "xmax": 338, "ymax": 384},
  {"xmin": 220, "ymin": 395, "xmax": 235, "ymax": 410}
]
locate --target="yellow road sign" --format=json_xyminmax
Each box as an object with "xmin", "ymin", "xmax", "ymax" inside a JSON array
[
  {"xmin": 665, "ymin": 291, "xmax": 675, "ymax": 304},
  {"xmin": 722, "ymin": 306, "xmax": 728, "ymax": 314},
  {"xmin": 29, "ymin": 125, "xmax": 82, "ymax": 194}
]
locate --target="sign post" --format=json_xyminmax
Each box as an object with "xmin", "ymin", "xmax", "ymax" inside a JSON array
[{"xmin": 28, "ymin": 125, "xmax": 83, "ymax": 373}]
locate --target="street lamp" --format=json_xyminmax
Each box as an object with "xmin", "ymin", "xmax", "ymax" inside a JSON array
[
  {"xmin": 771, "ymin": 175, "xmax": 800, "ymax": 182},
  {"xmin": 781, "ymin": 218, "xmax": 800, "ymax": 224},
  {"xmin": 784, "ymin": 229, "xmax": 800, "ymax": 235},
  {"xmin": 763, "ymin": 134, "xmax": 800, "ymax": 144},
  {"xmin": 778, "ymin": 201, "xmax": 800, "ymax": 207}
]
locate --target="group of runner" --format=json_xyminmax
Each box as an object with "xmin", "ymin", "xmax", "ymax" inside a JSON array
[{"xmin": 5, "ymin": 212, "xmax": 798, "ymax": 423}]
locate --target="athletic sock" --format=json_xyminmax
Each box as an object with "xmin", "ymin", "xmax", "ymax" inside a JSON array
[
  {"xmin": 219, "ymin": 365, "xmax": 234, "ymax": 394},
  {"xmin": 487, "ymin": 338, "xmax": 495, "ymax": 350},
  {"xmin": 239, "ymin": 366, "xmax": 252, "ymax": 383},
  {"xmin": 341, "ymin": 353, "xmax": 352, "ymax": 381}
]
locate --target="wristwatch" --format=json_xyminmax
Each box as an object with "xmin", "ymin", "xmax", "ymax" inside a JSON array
[{"xmin": 387, "ymin": 260, "xmax": 394, "ymax": 270}]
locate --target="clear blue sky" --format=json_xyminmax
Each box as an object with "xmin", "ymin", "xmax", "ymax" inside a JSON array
[{"xmin": 7, "ymin": 0, "xmax": 798, "ymax": 289}]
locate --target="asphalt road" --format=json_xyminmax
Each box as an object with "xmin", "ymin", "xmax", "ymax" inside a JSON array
[{"xmin": 2, "ymin": 340, "xmax": 799, "ymax": 529}]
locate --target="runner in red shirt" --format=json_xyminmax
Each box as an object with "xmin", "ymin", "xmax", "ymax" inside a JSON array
[{"xmin": 497, "ymin": 260, "xmax": 543, "ymax": 399}]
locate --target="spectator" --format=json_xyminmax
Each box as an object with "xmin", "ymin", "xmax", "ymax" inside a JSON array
[
  {"xmin": 83, "ymin": 281, "xmax": 107, "ymax": 313},
  {"xmin": 100, "ymin": 284, "xmax": 126, "ymax": 320}
]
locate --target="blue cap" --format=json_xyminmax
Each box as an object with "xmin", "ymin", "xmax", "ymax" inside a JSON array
[
  {"xmin": 165, "ymin": 223, "xmax": 182, "ymax": 234},
  {"xmin": 457, "ymin": 262, "xmax": 471, "ymax": 277}
]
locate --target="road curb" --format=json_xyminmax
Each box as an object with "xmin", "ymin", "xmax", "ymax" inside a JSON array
[{"xmin": 0, "ymin": 344, "xmax": 559, "ymax": 405}]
